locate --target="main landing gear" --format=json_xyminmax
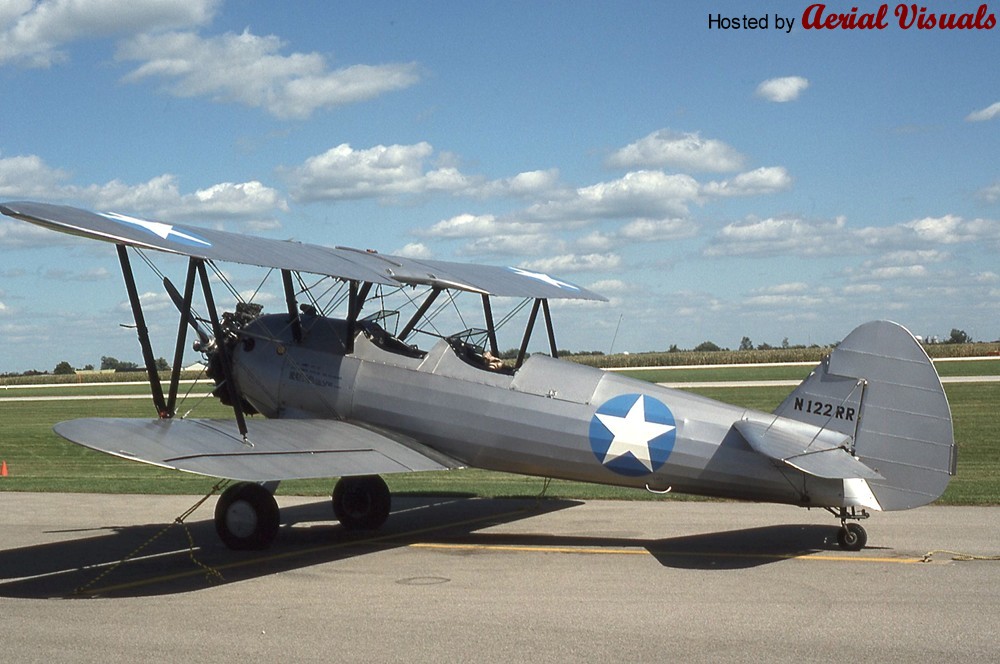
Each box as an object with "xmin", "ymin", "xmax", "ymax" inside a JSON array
[
  {"xmin": 332, "ymin": 475, "xmax": 391, "ymax": 530},
  {"xmin": 213, "ymin": 475, "xmax": 392, "ymax": 550},
  {"xmin": 829, "ymin": 506, "xmax": 869, "ymax": 551},
  {"xmin": 215, "ymin": 482, "xmax": 280, "ymax": 550}
]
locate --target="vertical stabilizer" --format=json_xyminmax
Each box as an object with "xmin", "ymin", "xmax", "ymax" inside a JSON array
[{"xmin": 775, "ymin": 321, "xmax": 955, "ymax": 510}]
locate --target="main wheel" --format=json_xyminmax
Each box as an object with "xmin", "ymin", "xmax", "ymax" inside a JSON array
[
  {"xmin": 214, "ymin": 482, "xmax": 280, "ymax": 550},
  {"xmin": 837, "ymin": 522, "xmax": 868, "ymax": 551},
  {"xmin": 332, "ymin": 475, "xmax": 391, "ymax": 530}
]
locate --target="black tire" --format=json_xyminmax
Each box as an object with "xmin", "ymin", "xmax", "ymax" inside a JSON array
[
  {"xmin": 332, "ymin": 475, "xmax": 391, "ymax": 530},
  {"xmin": 214, "ymin": 482, "xmax": 280, "ymax": 550},
  {"xmin": 837, "ymin": 522, "xmax": 868, "ymax": 551}
]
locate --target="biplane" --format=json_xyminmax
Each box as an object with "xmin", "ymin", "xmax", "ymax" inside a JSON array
[{"xmin": 1, "ymin": 201, "xmax": 956, "ymax": 551}]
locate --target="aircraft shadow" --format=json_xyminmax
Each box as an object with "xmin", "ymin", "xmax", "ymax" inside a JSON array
[
  {"xmin": 0, "ymin": 496, "xmax": 580, "ymax": 600},
  {"xmin": 647, "ymin": 524, "xmax": 844, "ymax": 569},
  {"xmin": 0, "ymin": 497, "xmax": 846, "ymax": 599},
  {"xmin": 422, "ymin": 523, "xmax": 845, "ymax": 571}
]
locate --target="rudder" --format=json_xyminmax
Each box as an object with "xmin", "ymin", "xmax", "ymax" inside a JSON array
[{"xmin": 774, "ymin": 321, "xmax": 955, "ymax": 511}]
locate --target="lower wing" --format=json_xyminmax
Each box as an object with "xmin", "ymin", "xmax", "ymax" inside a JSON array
[{"xmin": 54, "ymin": 417, "xmax": 462, "ymax": 482}]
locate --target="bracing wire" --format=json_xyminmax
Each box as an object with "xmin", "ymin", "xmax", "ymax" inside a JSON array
[
  {"xmin": 135, "ymin": 247, "xmax": 166, "ymax": 281},
  {"xmin": 207, "ymin": 260, "xmax": 243, "ymax": 303},
  {"xmin": 248, "ymin": 268, "xmax": 274, "ymax": 304},
  {"xmin": 494, "ymin": 297, "xmax": 532, "ymax": 331},
  {"xmin": 134, "ymin": 247, "xmax": 211, "ymax": 338}
]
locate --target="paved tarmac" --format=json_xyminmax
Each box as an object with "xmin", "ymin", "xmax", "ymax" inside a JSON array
[{"xmin": 1, "ymin": 492, "xmax": 998, "ymax": 662}]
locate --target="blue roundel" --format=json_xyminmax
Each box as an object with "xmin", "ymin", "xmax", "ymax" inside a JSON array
[{"xmin": 589, "ymin": 394, "xmax": 677, "ymax": 477}]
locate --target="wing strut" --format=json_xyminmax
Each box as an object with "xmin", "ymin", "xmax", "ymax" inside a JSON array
[
  {"xmin": 482, "ymin": 294, "xmax": 500, "ymax": 357},
  {"xmin": 281, "ymin": 269, "xmax": 303, "ymax": 343},
  {"xmin": 541, "ymin": 298, "xmax": 559, "ymax": 360},
  {"xmin": 399, "ymin": 287, "xmax": 441, "ymax": 341},
  {"xmin": 166, "ymin": 257, "xmax": 199, "ymax": 415},
  {"xmin": 514, "ymin": 298, "xmax": 559, "ymax": 369},
  {"xmin": 117, "ymin": 244, "xmax": 169, "ymax": 418},
  {"xmin": 345, "ymin": 280, "xmax": 373, "ymax": 353}
]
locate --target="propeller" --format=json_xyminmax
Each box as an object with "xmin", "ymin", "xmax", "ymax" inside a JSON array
[{"xmin": 163, "ymin": 270, "xmax": 254, "ymax": 439}]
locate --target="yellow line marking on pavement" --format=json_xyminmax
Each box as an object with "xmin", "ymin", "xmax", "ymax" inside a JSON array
[{"xmin": 409, "ymin": 542, "xmax": 924, "ymax": 564}]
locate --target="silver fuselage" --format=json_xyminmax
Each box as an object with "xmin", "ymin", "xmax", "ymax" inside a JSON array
[{"xmin": 233, "ymin": 314, "xmax": 849, "ymax": 508}]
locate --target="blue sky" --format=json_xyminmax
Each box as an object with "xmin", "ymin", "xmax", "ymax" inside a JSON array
[{"xmin": 1, "ymin": 1, "xmax": 998, "ymax": 372}]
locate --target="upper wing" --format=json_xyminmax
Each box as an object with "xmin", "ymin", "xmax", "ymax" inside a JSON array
[
  {"xmin": 55, "ymin": 417, "xmax": 463, "ymax": 482},
  {"xmin": 0, "ymin": 201, "xmax": 605, "ymax": 301}
]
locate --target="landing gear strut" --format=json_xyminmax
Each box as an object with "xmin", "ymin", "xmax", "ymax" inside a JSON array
[
  {"xmin": 829, "ymin": 506, "xmax": 869, "ymax": 551},
  {"xmin": 332, "ymin": 475, "xmax": 391, "ymax": 530},
  {"xmin": 214, "ymin": 482, "xmax": 280, "ymax": 550}
]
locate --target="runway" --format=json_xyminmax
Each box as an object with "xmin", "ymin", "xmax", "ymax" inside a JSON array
[{"xmin": 1, "ymin": 493, "xmax": 998, "ymax": 662}]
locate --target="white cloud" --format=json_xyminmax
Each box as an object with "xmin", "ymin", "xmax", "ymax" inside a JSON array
[
  {"xmin": 43, "ymin": 266, "xmax": 111, "ymax": 282},
  {"xmin": 756, "ymin": 76, "xmax": 810, "ymax": 102},
  {"xmin": 843, "ymin": 284, "xmax": 883, "ymax": 295},
  {"xmin": 703, "ymin": 166, "xmax": 792, "ymax": 197},
  {"xmin": 520, "ymin": 253, "xmax": 621, "ymax": 273},
  {"xmin": 869, "ymin": 265, "xmax": 929, "ymax": 279},
  {"xmin": 71, "ymin": 174, "xmax": 285, "ymax": 222},
  {"xmin": 0, "ymin": 153, "xmax": 286, "ymax": 229},
  {"xmin": 588, "ymin": 279, "xmax": 628, "ymax": 294},
  {"xmin": 461, "ymin": 233, "xmax": 559, "ymax": 257},
  {"xmin": 878, "ymin": 249, "xmax": 949, "ymax": 265},
  {"xmin": 754, "ymin": 282, "xmax": 810, "ymax": 295},
  {"xmin": 978, "ymin": 181, "xmax": 1000, "ymax": 203},
  {"xmin": 606, "ymin": 130, "xmax": 746, "ymax": 172},
  {"xmin": 870, "ymin": 214, "xmax": 1000, "ymax": 245},
  {"xmin": 705, "ymin": 215, "xmax": 850, "ymax": 257},
  {"xmin": 392, "ymin": 242, "xmax": 432, "ymax": 259},
  {"xmin": 708, "ymin": 213, "xmax": 1000, "ymax": 258},
  {"xmin": 0, "ymin": 153, "xmax": 70, "ymax": 197},
  {"xmin": 0, "ymin": 0, "xmax": 217, "ymax": 68},
  {"xmin": 525, "ymin": 170, "xmax": 701, "ymax": 221},
  {"xmin": 289, "ymin": 145, "xmax": 565, "ymax": 203},
  {"xmin": 574, "ymin": 231, "xmax": 616, "ymax": 252},
  {"xmin": 744, "ymin": 292, "xmax": 828, "ymax": 308},
  {"xmin": 480, "ymin": 169, "xmax": 564, "ymax": 198},
  {"xmin": 423, "ymin": 213, "xmax": 503, "ymax": 238},
  {"xmin": 288, "ymin": 143, "xmax": 483, "ymax": 201},
  {"xmin": 619, "ymin": 217, "xmax": 698, "ymax": 241},
  {"xmin": 118, "ymin": 30, "xmax": 419, "ymax": 119},
  {"xmin": 0, "ymin": 217, "xmax": 66, "ymax": 248},
  {"xmin": 966, "ymin": 101, "xmax": 1000, "ymax": 122},
  {"xmin": 189, "ymin": 181, "xmax": 288, "ymax": 217},
  {"xmin": 741, "ymin": 282, "xmax": 834, "ymax": 310}
]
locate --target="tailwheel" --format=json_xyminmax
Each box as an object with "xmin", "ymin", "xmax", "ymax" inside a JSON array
[
  {"xmin": 214, "ymin": 482, "xmax": 280, "ymax": 550},
  {"xmin": 332, "ymin": 475, "xmax": 391, "ymax": 530},
  {"xmin": 837, "ymin": 522, "xmax": 868, "ymax": 551}
]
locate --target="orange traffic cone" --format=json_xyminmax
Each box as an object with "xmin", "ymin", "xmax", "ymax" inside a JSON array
[{"xmin": 0, "ymin": 461, "xmax": 7, "ymax": 477}]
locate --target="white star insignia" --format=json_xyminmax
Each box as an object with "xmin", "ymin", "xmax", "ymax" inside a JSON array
[
  {"xmin": 508, "ymin": 266, "xmax": 580, "ymax": 291},
  {"xmin": 102, "ymin": 212, "xmax": 211, "ymax": 247},
  {"xmin": 595, "ymin": 396, "xmax": 675, "ymax": 472}
]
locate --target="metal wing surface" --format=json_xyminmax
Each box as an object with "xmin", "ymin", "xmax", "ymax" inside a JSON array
[
  {"xmin": 0, "ymin": 201, "xmax": 605, "ymax": 300},
  {"xmin": 735, "ymin": 419, "xmax": 884, "ymax": 480},
  {"xmin": 55, "ymin": 418, "xmax": 462, "ymax": 482}
]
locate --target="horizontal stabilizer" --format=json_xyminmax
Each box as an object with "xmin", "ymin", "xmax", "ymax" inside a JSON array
[
  {"xmin": 735, "ymin": 419, "xmax": 883, "ymax": 480},
  {"xmin": 54, "ymin": 418, "xmax": 462, "ymax": 482}
]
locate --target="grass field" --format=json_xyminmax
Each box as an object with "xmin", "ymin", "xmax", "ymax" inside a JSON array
[{"xmin": 0, "ymin": 364, "xmax": 996, "ymax": 504}]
